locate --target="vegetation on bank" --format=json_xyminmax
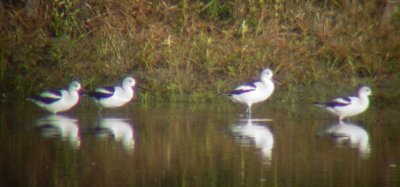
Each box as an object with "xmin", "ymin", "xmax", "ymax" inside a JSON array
[{"xmin": 1, "ymin": 0, "xmax": 400, "ymax": 103}]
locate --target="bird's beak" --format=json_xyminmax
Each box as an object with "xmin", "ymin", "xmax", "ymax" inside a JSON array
[
  {"xmin": 79, "ymin": 89, "xmax": 86, "ymax": 95},
  {"xmin": 273, "ymin": 79, "xmax": 283, "ymax": 85}
]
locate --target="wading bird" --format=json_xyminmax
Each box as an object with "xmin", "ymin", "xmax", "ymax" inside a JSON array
[
  {"xmin": 314, "ymin": 86, "xmax": 372, "ymax": 121},
  {"xmin": 222, "ymin": 68, "xmax": 275, "ymax": 116},
  {"xmin": 27, "ymin": 81, "xmax": 82, "ymax": 113},
  {"xmin": 86, "ymin": 77, "xmax": 136, "ymax": 111}
]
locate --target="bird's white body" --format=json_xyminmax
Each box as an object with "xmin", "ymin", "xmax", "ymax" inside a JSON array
[
  {"xmin": 225, "ymin": 68, "xmax": 275, "ymax": 115},
  {"xmin": 315, "ymin": 86, "xmax": 372, "ymax": 121},
  {"xmin": 230, "ymin": 81, "xmax": 274, "ymax": 107},
  {"xmin": 95, "ymin": 86, "xmax": 134, "ymax": 108},
  {"xmin": 89, "ymin": 77, "xmax": 136, "ymax": 109},
  {"xmin": 28, "ymin": 81, "xmax": 82, "ymax": 114}
]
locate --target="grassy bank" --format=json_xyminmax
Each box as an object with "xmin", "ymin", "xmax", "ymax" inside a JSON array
[{"xmin": 1, "ymin": 0, "xmax": 400, "ymax": 104}]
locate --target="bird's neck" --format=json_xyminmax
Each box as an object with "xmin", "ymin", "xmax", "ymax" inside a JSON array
[
  {"xmin": 358, "ymin": 94, "xmax": 370, "ymax": 105},
  {"xmin": 122, "ymin": 85, "xmax": 134, "ymax": 95},
  {"xmin": 262, "ymin": 78, "xmax": 274, "ymax": 89},
  {"xmin": 68, "ymin": 89, "xmax": 77, "ymax": 96},
  {"xmin": 261, "ymin": 76, "xmax": 272, "ymax": 83},
  {"xmin": 65, "ymin": 90, "xmax": 79, "ymax": 102}
]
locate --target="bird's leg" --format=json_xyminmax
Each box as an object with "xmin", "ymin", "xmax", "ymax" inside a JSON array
[
  {"xmin": 245, "ymin": 106, "xmax": 252, "ymax": 118},
  {"xmin": 343, "ymin": 118, "xmax": 351, "ymax": 123},
  {"xmin": 97, "ymin": 107, "xmax": 103, "ymax": 117}
]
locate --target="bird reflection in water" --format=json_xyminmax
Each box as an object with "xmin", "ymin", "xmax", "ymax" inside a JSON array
[
  {"xmin": 36, "ymin": 115, "xmax": 81, "ymax": 149},
  {"xmin": 231, "ymin": 118, "xmax": 274, "ymax": 164},
  {"xmin": 319, "ymin": 120, "xmax": 371, "ymax": 159},
  {"xmin": 95, "ymin": 118, "xmax": 135, "ymax": 153}
]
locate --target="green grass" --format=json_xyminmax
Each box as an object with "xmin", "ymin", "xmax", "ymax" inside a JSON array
[{"xmin": 0, "ymin": 0, "xmax": 399, "ymax": 104}]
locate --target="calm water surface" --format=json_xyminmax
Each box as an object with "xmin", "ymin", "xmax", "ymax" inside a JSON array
[{"xmin": 1, "ymin": 100, "xmax": 400, "ymax": 187}]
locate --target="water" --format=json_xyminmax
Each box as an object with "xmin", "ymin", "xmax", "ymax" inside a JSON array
[{"xmin": 1, "ymin": 100, "xmax": 400, "ymax": 187}]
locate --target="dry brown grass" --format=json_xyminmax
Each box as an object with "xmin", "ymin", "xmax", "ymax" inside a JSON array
[{"xmin": 1, "ymin": 0, "xmax": 399, "ymax": 103}]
